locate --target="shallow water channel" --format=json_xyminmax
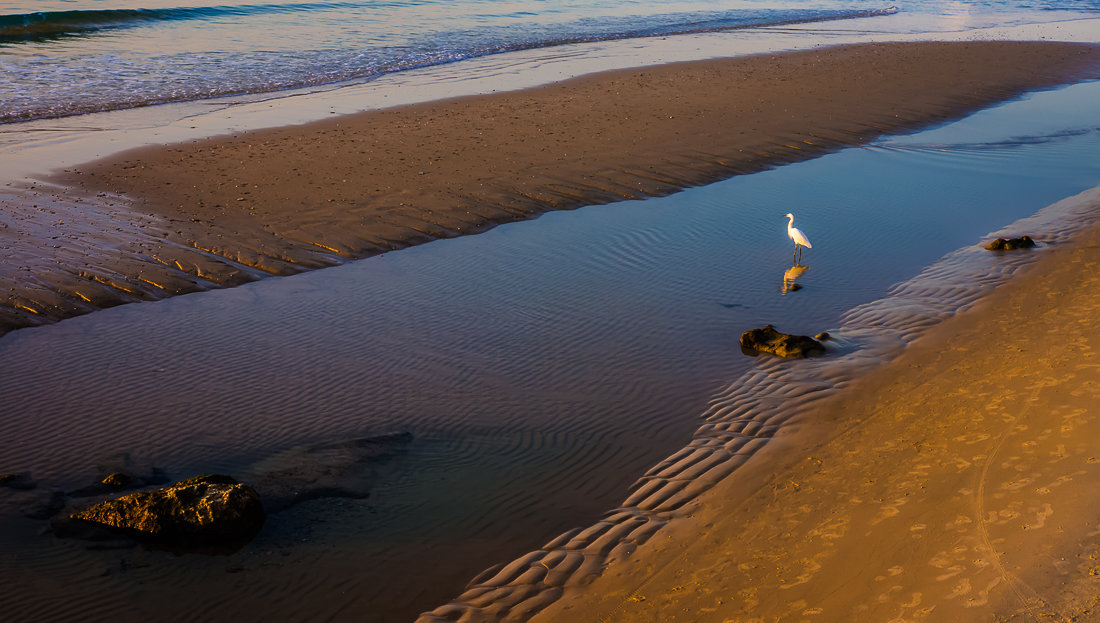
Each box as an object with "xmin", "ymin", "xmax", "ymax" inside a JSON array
[{"xmin": 1, "ymin": 80, "xmax": 1099, "ymax": 622}]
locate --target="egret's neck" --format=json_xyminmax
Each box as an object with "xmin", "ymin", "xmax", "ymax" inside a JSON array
[{"xmin": 786, "ymin": 215, "xmax": 794, "ymax": 232}]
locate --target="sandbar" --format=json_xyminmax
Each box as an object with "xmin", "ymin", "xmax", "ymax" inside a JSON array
[{"xmin": 1, "ymin": 40, "xmax": 1098, "ymax": 334}]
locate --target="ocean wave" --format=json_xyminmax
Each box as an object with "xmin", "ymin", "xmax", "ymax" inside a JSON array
[
  {"xmin": 0, "ymin": 3, "xmax": 897, "ymax": 45},
  {"xmin": 0, "ymin": 2, "xmax": 366, "ymax": 43},
  {"xmin": 0, "ymin": 5, "xmax": 898, "ymax": 123}
]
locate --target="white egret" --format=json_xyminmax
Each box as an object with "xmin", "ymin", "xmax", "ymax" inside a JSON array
[{"xmin": 784, "ymin": 213, "xmax": 812, "ymax": 263}]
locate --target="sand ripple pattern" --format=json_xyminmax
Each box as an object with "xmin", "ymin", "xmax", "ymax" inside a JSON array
[
  {"xmin": 0, "ymin": 183, "xmax": 275, "ymax": 333},
  {"xmin": 418, "ymin": 185, "xmax": 1100, "ymax": 622}
]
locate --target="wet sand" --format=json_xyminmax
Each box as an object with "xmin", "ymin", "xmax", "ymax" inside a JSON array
[
  {"xmin": 2, "ymin": 40, "xmax": 1099, "ymax": 334},
  {"xmin": 530, "ymin": 192, "xmax": 1100, "ymax": 621}
]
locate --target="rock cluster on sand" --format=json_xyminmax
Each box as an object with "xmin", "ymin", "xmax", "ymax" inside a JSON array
[
  {"xmin": 740, "ymin": 325, "xmax": 826, "ymax": 359},
  {"xmin": 985, "ymin": 235, "xmax": 1036, "ymax": 250},
  {"xmin": 71, "ymin": 474, "xmax": 265, "ymax": 545}
]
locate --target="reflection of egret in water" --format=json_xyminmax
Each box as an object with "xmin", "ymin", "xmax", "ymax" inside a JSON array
[{"xmin": 782, "ymin": 263, "xmax": 808, "ymax": 294}]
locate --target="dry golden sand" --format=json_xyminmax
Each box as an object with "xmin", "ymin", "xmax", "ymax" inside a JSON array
[
  {"xmin": 1, "ymin": 41, "xmax": 1098, "ymax": 334},
  {"xmin": 533, "ymin": 206, "xmax": 1100, "ymax": 621}
]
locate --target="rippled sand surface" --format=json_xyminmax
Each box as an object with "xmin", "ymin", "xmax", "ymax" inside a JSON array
[{"xmin": 2, "ymin": 76, "xmax": 1100, "ymax": 623}]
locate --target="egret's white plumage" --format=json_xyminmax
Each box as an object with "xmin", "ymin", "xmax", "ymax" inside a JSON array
[{"xmin": 784, "ymin": 212, "xmax": 812, "ymax": 262}]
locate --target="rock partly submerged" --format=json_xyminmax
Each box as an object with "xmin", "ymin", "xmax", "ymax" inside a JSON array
[
  {"xmin": 66, "ymin": 453, "xmax": 170, "ymax": 498},
  {"xmin": 70, "ymin": 474, "xmax": 265, "ymax": 546},
  {"xmin": 101, "ymin": 472, "xmax": 133, "ymax": 489},
  {"xmin": 245, "ymin": 431, "xmax": 413, "ymax": 513},
  {"xmin": 985, "ymin": 235, "xmax": 1036, "ymax": 251},
  {"xmin": 66, "ymin": 471, "xmax": 168, "ymax": 499},
  {"xmin": 740, "ymin": 325, "xmax": 826, "ymax": 359},
  {"xmin": 46, "ymin": 433, "xmax": 411, "ymax": 550},
  {"xmin": 0, "ymin": 472, "xmax": 36, "ymax": 490}
]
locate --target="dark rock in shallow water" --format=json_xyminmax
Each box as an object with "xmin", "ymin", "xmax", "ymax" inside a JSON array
[
  {"xmin": 815, "ymin": 332, "xmax": 831, "ymax": 341},
  {"xmin": 101, "ymin": 473, "xmax": 132, "ymax": 488},
  {"xmin": 246, "ymin": 432, "xmax": 413, "ymax": 513},
  {"xmin": 740, "ymin": 325, "xmax": 826, "ymax": 359},
  {"xmin": 69, "ymin": 465, "xmax": 168, "ymax": 498},
  {"xmin": 985, "ymin": 236, "xmax": 1036, "ymax": 251},
  {"xmin": 18, "ymin": 489, "xmax": 66, "ymax": 520},
  {"xmin": 70, "ymin": 474, "xmax": 265, "ymax": 546},
  {"xmin": 0, "ymin": 472, "xmax": 36, "ymax": 490}
]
